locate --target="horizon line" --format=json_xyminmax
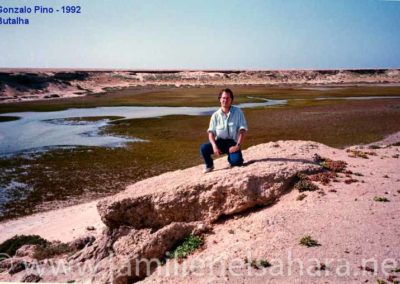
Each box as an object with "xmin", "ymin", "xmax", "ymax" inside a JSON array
[{"xmin": 0, "ymin": 67, "xmax": 399, "ymax": 72}]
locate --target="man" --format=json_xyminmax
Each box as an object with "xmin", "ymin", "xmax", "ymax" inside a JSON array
[{"xmin": 200, "ymin": 88, "xmax": 248, "ymax": 173}]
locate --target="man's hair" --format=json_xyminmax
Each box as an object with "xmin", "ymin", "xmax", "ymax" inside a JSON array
[{"xmin": 218, "ymin": 88, "xmax": 234, "ymax": 100}]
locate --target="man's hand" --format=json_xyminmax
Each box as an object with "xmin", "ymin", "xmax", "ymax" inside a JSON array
[
  {"xmin": 229, "ymin": 145, "xmax": 240, "ymax": 153},
  {"xmin": 212, "ymin": 144, "xmax": 221, "ymax": 156}
]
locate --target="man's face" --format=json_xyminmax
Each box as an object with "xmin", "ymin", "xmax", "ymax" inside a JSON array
[{"xmin": 219, "ymin": 92, "xmax": 232, "ymax": 108}]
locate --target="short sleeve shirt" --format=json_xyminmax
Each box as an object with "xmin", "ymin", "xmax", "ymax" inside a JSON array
[{"xmin": 207, "ymin": 106, "xmax": 248, "ymax": 142}]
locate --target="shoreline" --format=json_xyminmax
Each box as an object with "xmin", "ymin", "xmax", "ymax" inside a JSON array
[{"xmin": 0, "ymin": 130, "xmax": 399, "ymax": 244}]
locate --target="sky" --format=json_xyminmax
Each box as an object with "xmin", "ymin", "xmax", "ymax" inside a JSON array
[{"xmin": 0, "ymin": 0, "xmax": 399, "ymax": 69}]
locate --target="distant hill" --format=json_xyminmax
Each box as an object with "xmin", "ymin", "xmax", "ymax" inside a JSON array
[{"xmin": 1, "ymin": 69, "xmax": 399, "ymax": 103}]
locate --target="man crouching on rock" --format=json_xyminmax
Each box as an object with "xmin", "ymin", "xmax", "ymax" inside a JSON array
[{"xmin": 200, "ymin": 88, "xmax": 248, "ymax": 173}]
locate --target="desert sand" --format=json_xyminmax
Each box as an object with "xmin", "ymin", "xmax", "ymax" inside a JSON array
[{"xmin": 0, "ymin": 200, "xmax": 104, "ymax": 244}]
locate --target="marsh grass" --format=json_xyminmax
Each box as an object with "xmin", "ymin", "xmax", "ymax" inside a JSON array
[{"xmin": 1, "ymin": 85, "xmax": 400, "ymax": 114}]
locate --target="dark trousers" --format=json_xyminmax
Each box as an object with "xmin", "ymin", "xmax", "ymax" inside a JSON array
[{"xmin": 200, "ymin": 139, "xmax": 244, "ymax": 168}]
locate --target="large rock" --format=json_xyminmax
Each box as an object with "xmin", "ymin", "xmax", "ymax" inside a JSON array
[
  {"xmin": 97, "ymin": 142, "xmax": 322, "ymax": 230},
  {"xmin": 0, "ymin": 141, "xmax": 326, "ymax": 284},
  {"xmin": 71, "ymin": 221, "xmax": 209, "ymax": 284}
]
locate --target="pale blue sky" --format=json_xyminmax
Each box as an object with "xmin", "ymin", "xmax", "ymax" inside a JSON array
[{"xmin": 0, "ymin": 0, "xmax": 399, "ymax": 69}]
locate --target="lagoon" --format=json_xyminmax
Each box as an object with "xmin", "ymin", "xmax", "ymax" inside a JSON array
[{"xmin": 0, "ymin": 99, "xmax": 287, "ymax": 155}]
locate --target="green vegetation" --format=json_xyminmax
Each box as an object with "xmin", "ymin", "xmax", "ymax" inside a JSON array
[
  {"xmin": 294, "ymin": 180, "xmax": 319, "ymax": 192},
  {"xmin": 244, "ymin": 257, "xmax": 272, "ymax": 269},
  {"xmin": 0, "ymin": 234, "xmax": 72, "ymax": 259},
  {"xmin": 299, "ymin": 235, "xmax": 320, "ymax": 247},
  {"xmin": 374, "ymin": 196, "xmax": 390, "ymax": 202},
  {"xmin": 1, "ymin": 85, "xmax": 400, "ymax": 114},
  {"xmin": 168, "ymin": 235, "xmax": 203, "ymax": 259},
  {"xmin": 319, "ymin": 159, "xmax": 347, "ymax": 172},
  {"xmin": 0, "ymin": 235, "xmax": 49, "ymax": 256},
  {"xmin": 33, "ymin": 241, "xmax": 72, "ymax": 260}
]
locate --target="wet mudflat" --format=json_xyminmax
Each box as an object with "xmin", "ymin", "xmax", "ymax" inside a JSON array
[{"xmin": 1, "ymin": 86, "xmax": 400, "ymax": 221}]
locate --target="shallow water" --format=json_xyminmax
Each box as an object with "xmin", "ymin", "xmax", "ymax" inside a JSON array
[
  {"xmin": 1, "ymin": 95, "xmax": 398, "ymax": 155},
  {"xmin": 0, "ymin": 99, "xmax": 287, "ymax": 155}
]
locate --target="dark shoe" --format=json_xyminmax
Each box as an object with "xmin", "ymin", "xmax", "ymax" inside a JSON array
[{"xmin": 203, "ymin": 167, "xmax": 214, "ymax": 173}]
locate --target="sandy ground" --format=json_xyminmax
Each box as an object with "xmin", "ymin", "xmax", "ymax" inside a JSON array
[
  {"xmin": 0, "ymin": 200, "xmax": 105, "ymax": 243},
  {"xmin": 0, "ymin": 133, "xmax": 399, "ymax": 283},
  {"xmin": 142, "ymin": 138, "xmax": 400, "ymax": 283},
  {"xmin": 1, "ymin": 132, "xmax": 398, "ymax": 245}
]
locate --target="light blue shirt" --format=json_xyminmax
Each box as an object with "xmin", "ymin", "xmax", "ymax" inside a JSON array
[{"xmin": 207, "ymin": 106, "xmax": 248, "ymax": 142}]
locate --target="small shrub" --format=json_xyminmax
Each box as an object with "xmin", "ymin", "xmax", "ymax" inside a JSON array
[
  {"xmin": 390, "ymin": 142, "xmax": 400, "ymax": 147},
  {"xmin": 296, "ymin": 172, "xmax": 309, "ymax": 181},
  {"xmin": 376, "ymin": 279, "xmax": 387, "ymax": 284},
  {"xmin": 374, "ymin": 196, "xmax": 390, "ymax": 202},
  {"xmin": 346, "ymin": 149, "xmax": 376, "ymax": 159},
  {"xmin": 33, "ymin": 241, "xmax": 72, "ymax": 260},
  {"xmin": 296, "ymin": 193, "xmax": 307, "ymax": 201},
  {"xmin": 391, "ymin": 267, "xmax": 400, "ymax": 273},
  {"xmin": 354, "ymin": 172, "xmax": 364, "ymax": 176},
  {"xmin": 315, "ymin": 263, "xmax": 327, "ymax": 271},
  {"xmin": 251, "ymin": 259, "xmax": 271, "ymax": 269},
  {"xmin": 295, "ymin": 180, "xmax": 319, "ymax": 192},
  {"xmin": 299, "ymin": 235, "xmax": 320, "ymax": 247},
  {"xmin": 344, "ymin": 178, "xmax": 358, "ymax": 184},
  {"xmin": 0, "ymin": 235, "xmax": 49, "ymax": 257},
  {"xmin": 244, "ymin": 258, "xmax": 271, "ymax": 269},
  {"xmin": 320, "ymin": 159, "xmax": 347, "ymax": 172},
  {"xmin": 168, "ymin": 235, "xmax": 203, "ymax": 259},
  {"xmin": 369, "ymin": 145, "xmax": 381, "ymax": 149},
  {"xmin": 309, "ymin": 172, "xmax": 337, "ymax": 185}
]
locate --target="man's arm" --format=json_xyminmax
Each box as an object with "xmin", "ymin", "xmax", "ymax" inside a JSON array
[
  {"xmin": 208, "ymin": 131, "xmax": 221, "ymax": 156},
  {"xmin": 229, "ymin": 129, "xmax": 246, "ymax": 153}
]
